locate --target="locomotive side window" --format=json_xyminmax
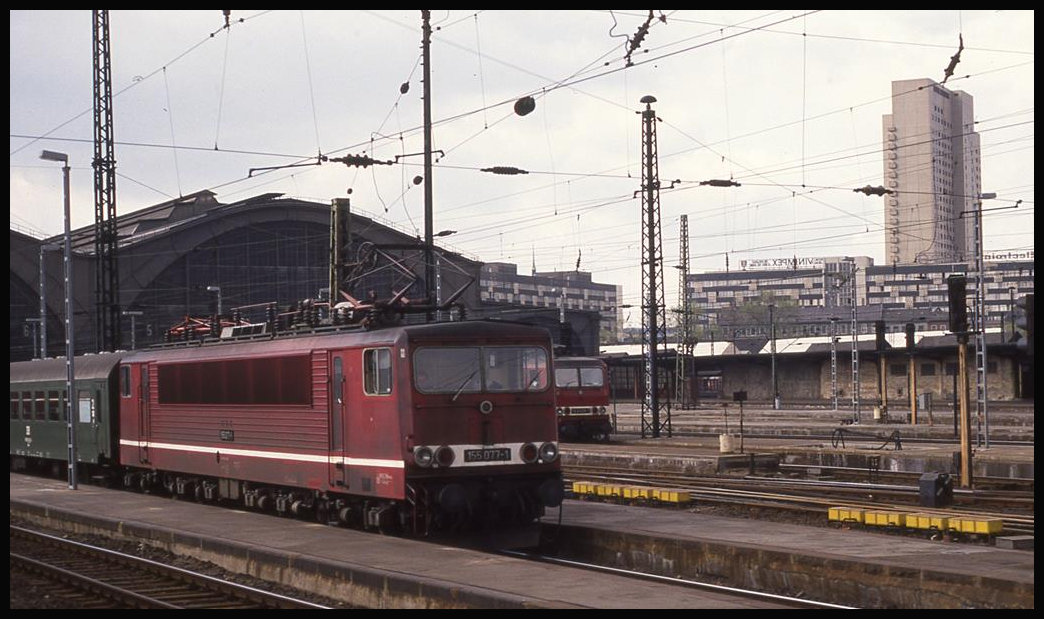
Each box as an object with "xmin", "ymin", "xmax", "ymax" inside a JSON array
[
  {"xmin": 10, "ymin": 392, "xmax": 18, "ymax": 420},
  {"xmin": 157, "ymin": 356, "xmax": 311, "ymax": 405},
  {"xmin": 120, "ymin": 365, "xmax": 131, "ymax": 397},
  {"xmin": 363, "ymin": 348, "xmax": 392, "ymax": 395},
  {"xmin": 333, "ymin": 357, "xmax": 344, "ymax": 403}
]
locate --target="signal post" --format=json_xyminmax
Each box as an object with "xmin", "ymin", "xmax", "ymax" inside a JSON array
[{"xmin": 948, "ymin": 274, "xmax": 973, "ymax": 489}]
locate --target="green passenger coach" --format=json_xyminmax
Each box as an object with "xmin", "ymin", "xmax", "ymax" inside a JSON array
[{"xmin": 10, "ymin": 352, "xmax": 123, "ymax": 473}]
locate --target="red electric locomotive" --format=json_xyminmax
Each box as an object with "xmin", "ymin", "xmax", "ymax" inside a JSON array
[
  {"xmin": 117, "ymin": 320, "xmax": 563, "ymax": 536},
  {"xmin": 553, "ymin": 356, "xmax": 613, "ymax": 442}
]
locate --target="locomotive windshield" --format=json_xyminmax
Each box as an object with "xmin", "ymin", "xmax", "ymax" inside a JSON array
[
  {"xmin": 414, "ymin": 346, "xmax": 549, "ymax": 394},
  {"xmin": 555, "ymin": 366, "xmax": 604, "ymax": 389}
]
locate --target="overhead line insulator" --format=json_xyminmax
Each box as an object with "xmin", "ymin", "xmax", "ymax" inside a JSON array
[
  {"xmin": 854, "ymin": 185, "xmax": 894, "ymax": 196},
  {"xmin": 330, "ymin": 154, "xmax": 393, "ymax": 168},
  {"xmin": 481, "ymin": 166, "xmax": 528, "ymax": 175}
]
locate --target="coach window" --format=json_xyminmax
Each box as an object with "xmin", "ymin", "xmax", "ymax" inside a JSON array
[
  {"xmin": 21, "ymin": 391, "xmax": 32, "ymax": 420},
  {"xmin": 47, "ymin": 390, "xmax": 61, "ymax": 421},
  {"xmin": 10, "ymin": 392, "xmax": 18, "ymax": 420},
  {"xmin": 120, "ymin": 365, "xmax": 131, "ymax": 397},
  {"xmin": 34, "ymin": 391, "xmax": 46, "ymax": 421},
  {"xmin": 78, "ymin": 390, "xmax": 95, "ymax": 424},
  {"xmin": 364, "ymin": 348, "xmax": 392, "ymax": 395}
]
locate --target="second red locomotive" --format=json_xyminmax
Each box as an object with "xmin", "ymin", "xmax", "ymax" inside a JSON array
[{"xmin": 553, "ymin": 356, "xmax": 613, "ymax": 442}]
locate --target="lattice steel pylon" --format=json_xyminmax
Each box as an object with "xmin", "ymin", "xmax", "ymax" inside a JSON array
[
  {"xmin": 972, "ymin": 202, "xmax": 989, "ymax": 447},
  {"xmin": 93, "ymin": 10, "xmax": 120, "ymax": 352},
  {"xmin": 675, "ymin": 214, "xmax": 696, "ymax": 409},
  {"xmin": 851, "ymin": 277, "xmax": 860, "ymax": 422},
  {"xmin": 638, "ymin": 95, "xmax": 671, "ymax": 438}
]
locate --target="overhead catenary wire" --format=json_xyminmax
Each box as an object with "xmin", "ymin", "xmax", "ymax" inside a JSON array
[
  {"xmin": 10, "ymin": 11, "xmax": 1032, "ymax": 293},
  {"xmin": 162, "ymin": 67, "xmax": 183, "ymax": 198}
]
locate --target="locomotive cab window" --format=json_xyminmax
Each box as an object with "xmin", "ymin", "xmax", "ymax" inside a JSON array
[
  {"xmin": 579, "ymin": 367, "xmax": 604, "ymax": 387},
  {"xmin": 364, "ymin": 348, "xmax": 392, "ymax": 395},
  {"xmin": 555, "ymin": 368, "xmax": 580, "ymax": 388},
  {"xmin": 415, "ymin": 346, "xmax": 548, "ymax": 394}
]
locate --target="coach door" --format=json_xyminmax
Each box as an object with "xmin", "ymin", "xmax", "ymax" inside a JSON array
[{"xmin": 328, "ymin": 352, "xmax": 349, "ymax": 488}]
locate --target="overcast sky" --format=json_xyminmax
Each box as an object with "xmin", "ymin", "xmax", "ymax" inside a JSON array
[{"xmin": 10, "ymin": 10, "xmax": 1035, "ymax": 317}]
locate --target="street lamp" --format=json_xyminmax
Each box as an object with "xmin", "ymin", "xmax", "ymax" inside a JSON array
[
  {"xmin": 40, "ymin": 149, "xmax": 77, "ymax": 490},
  {"xmin": 206, "ymin": 285, "xmax": 222, "ymax": 318},
  {"xmin": 433, "ymin": 230, "xmax": 456, "ymax": 321}
]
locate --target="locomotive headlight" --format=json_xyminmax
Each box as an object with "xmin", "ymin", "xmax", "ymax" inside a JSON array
[
  {"xmin": 539, "ymin": 442, "xmax": 559, "ymax": 463},
  {"xmin": 520, "ymin": 442, "xmax": 539, "ymax": 464},
  {"xmin": 435, "ymin": 445, "xmax": 455, "ymax": 468},
  {"xmin": 414, "ymin": 446, "xmax": 434, "ymax": 468}
]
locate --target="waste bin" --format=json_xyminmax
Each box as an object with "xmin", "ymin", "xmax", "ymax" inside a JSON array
[{"xmin": 918, "ymin": 471, "xmax": 953, "ymax": 508}]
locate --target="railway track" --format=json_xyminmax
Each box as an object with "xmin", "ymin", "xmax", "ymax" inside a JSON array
[
  {"xmin": 561, "ymin": 464, "xmax": 1035, "ymax": 536},
  {"xmin": 10, "ymin": 525, "xmax": 331, "ymax": 609},
  {"xmin": 608, "ymin": 428, "xmax": 1035, "ymax": 446},
  {"xmin": 499, "ymin": 549, "xmax": 855, "ymax": 609}
]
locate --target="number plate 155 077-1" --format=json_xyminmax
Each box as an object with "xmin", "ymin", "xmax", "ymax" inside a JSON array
[{"xmin": 464, "ymin": 447, "xmax": 511, "ymax": 463}]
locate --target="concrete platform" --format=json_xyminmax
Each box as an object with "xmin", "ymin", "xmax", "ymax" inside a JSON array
[
  {"xmin": 10, "ymin": 472, "xmax": 1033, "ymax": 608},
  {"xmin": 9, "ymin": 473, "xmax": 798, "ymax": 609},
  {"xmin": 552, "ymin": 499, "xmax": 1033, "ymax": 608}
]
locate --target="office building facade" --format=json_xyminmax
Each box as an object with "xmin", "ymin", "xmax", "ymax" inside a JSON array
[{"xmin": 883, "ymin": 78, "xmax": 982, "ymax": 264}]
